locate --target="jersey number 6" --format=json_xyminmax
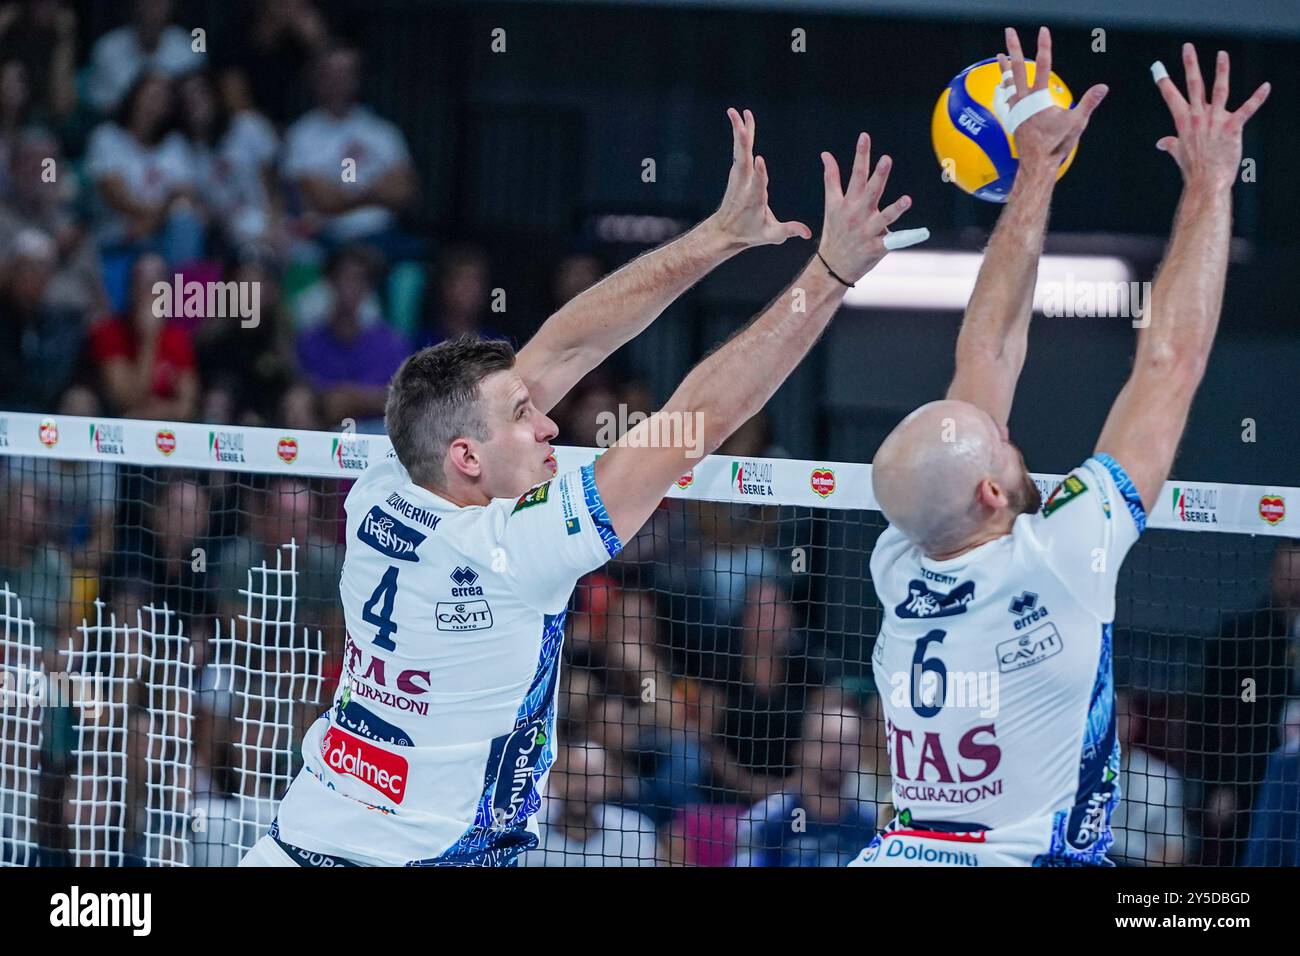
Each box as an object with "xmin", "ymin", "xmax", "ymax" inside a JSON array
[{"xmin": 363, "ymin": 566, "xmax": 400, "ymax": 651}]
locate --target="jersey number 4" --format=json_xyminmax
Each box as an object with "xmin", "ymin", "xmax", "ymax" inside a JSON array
[{"xmin": 363, "ymin": 566, "xmax": 400, "ymax": 651}]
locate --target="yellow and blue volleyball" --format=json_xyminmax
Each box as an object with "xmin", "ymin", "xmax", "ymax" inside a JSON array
[{"xmin": 931, "ymin": 57, "xmax": 1076, "ymax": 203}]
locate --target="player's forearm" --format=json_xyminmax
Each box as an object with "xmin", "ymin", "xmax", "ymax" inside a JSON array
[
  {"xmin": 531, "ymin": 216, "xmax": 744, "ymax": 371},
  {"xmin": 1141, "ymin": 181, "xmax": 1233, "ymax": 372},
  {"xmin": 956, "ymin": 162, "xmax": 1056, "ymax": 365},
  {"xmin": 666, "ymin": 260, "xmax": 843, "ymax": 455}
]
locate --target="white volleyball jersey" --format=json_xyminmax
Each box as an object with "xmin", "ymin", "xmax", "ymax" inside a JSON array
[
  {"xmin": 272, "ymin": 452, "xmax": 621, "ymax": 866},
  {"xmin": 865, "ymin": 454, "xmax": 1145, "ymax": 866}
]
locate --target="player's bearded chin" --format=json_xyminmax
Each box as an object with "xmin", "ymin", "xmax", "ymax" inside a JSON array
[{"xmin": 1009, "ymin": 467, "xmax": 1043, "ymax": 517}]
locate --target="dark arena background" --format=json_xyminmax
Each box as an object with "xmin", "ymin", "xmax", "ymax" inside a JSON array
[{"xmin": 0, "ymin": 0, "xmax": 1297, "ymax": 894}]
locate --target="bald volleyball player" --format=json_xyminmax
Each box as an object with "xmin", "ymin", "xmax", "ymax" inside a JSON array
[{"xmin": 849, "ymin": 30, "xmax": 1269, "ymax": 867}]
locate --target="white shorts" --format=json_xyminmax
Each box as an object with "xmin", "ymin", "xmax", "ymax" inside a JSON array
[
  {"xmin": 847, "ymin": 824, "xmax": 1041, "ymax": 867},
  {"xmin": 238, "ymin": 836, "xmax": 298, "ymax": 867}
]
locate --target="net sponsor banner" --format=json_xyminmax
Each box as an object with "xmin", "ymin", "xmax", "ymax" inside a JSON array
[{"xmin": 0, "ymin": 412, "xmax": 1293, "ymax": 537}]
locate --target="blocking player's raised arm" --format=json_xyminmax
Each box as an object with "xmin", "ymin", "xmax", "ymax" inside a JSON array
[
  {"xmin": 1094, "ymin": 45, "xmax": 1270, "ymax": 512},
  {"xmin": 946, "ymin": 26, "xmax": 1108, "ymax": 426},
  {"xmin": 515, "ymin": 108, "xmax": 811, "ymax": 415},
  {"xmin": 596, "ymin": 135, "xmax": 928, "ymax": 544}
]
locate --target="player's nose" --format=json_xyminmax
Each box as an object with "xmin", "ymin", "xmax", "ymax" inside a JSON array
[{"xmin": 537, "ymin": 411, "xmax": 559, "ymax": 443}]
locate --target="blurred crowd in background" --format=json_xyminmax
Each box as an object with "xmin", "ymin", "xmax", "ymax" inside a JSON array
[{"xmin": 0, "ymin": 0, "xmax": 1298, "ymax": 867}]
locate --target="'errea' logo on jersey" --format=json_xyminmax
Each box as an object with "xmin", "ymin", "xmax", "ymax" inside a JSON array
[
  {"xmin": 896, "ymin": 580, "xmax": 975, "ymax": 619},
  {"xmin": 1008, "ymin": 591, "xmax": 1051, "ymax": 630},
  {"xmin": 450, "ymin": 566, "xmax": 484, "ymax": 596},
  {"xmin": 357, "ymin": 506, "xmax": 426, "ymax": 561}
]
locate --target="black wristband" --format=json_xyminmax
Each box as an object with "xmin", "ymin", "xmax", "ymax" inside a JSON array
[{"xmin": 817, "ymin": 250, "xmax": 853, "ymax": 288}]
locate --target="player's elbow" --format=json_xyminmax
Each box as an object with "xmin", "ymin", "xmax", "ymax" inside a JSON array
[{"xmin": 1136, "ymin": 341, "xmax": 1208, "ymax": 388}]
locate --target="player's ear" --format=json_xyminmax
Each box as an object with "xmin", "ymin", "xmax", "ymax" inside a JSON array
[
  {"xmin": 976, "ymin": 476, "xmax": 1007, "ymax": 510},
  {"xmin": 447, "ymin": 437, "xmax": 480, "ymax": 479}
]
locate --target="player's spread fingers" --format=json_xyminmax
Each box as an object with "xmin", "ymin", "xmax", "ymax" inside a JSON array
[
  {"xmin": 1005, "ymin": 27, "xmax": 1030, "ymax": 95},
  {"xmin": 1032, "ymin": 26, "xmax": 1051, "ymax": 91},
  {"xmin": 848, "ymin": 132, "xmax": 872, "ymax": 196},
  {"xmin": 821, "ymin": 151, "xmax": 844, "ymax": 205},
  {"xmin": 1211, "ymin": 50, "xmax": 1230, "ymax": 111},
  {"xmin": 862, "ymin": 154, "xmax": 892, "ymax": 208},
  {"xmin": 1150, "ymin": 61, "xmax": 1188, "ymax": 120},
  {"xmin": 754, "ymin": 154, "xmax": 769, "ymax": 190},
  {"xmin": 1231, "ymin": 81, "xmax": 1271, "ymax": 126},
  {"xmin": 727, "ymin": 107, "xmax": 746, "ymax": 165},
  {"xmin": 1182, "ymin": 42, "xmax": 1206, "ymax": 107},
  {"xmin": 778, "ymin": 218, "xmax": 813, "ymax": 241},
  {"xmin": 744, "ymin": 108, "xmax": 757, "ymax": 150},
  {"xmin": 873, "ymin": 193, "xmax": 913, "ymax": 231},
  {"xmin": 1075, "ymin": 84, "xmax": 1110, "ymax": 124}
]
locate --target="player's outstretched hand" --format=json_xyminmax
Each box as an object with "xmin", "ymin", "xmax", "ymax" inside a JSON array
[
  {"xmin": 817, "ymin": 133, "xmax": 925, "ymax": 285},
  {"xmin": 708, "ymin": 107, "xmax": 812, "ymax": 249},
  {"xmin": 1152, "ymin": 44, "xmax": 1270, "ymax": 191},
  {"xmin": 998, "ymin": 26, "xmax": 1108, "ymax": 172}
]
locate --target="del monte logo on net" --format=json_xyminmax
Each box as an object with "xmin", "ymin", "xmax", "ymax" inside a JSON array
[
  {"xmin": 39, "ymin": 418, "xmax": 58, "ymax": 447},
  {"xmin": 278, "ymin": 436, "xmax": 299, "ymax": 464},
  {"xmin": 155, "ymin": 429, "xmax": 176, "ymax": 455},
  {"xmin": 333, "ymin": 435, "xmax": 371, "ymax": 471},
  {"xmin": 89, "ymin": 422, "xmax": 125, "ymax": 456},
  {"xmin": 1259, "ymin": 494, "xmax": 1286, "ymax": 526},
  {"xmin": 209, "ymin": 430, "xmax": 247, "ymax": 464},
  {"xmin": 810, "ymin": 467, "xmax": 836, "ymax": 498}
]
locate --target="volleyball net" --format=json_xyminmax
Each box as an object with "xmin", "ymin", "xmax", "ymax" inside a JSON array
[{"xmin": 0, "ymin": 412, "xmax": 1295, "ymax": 867}]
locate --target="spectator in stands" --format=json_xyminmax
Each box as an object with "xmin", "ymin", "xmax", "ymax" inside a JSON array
[
  {"xmin": 86, "ymin": 71, "xmax": 204, "ymax": 266},
  {"xmin": 90, "ymin": 251, "xmax": 198, "ymax": 420},
  {"xmin": 281, "ymin": 44, "xmax": 418, "ymax": 252},
  {"xmin": 552, "ymin": 251, "xmax": 604, "ymax": 309},
  {"xmin": 177, "ymin": 71, "xmax": 281, "ymax": 252},
  {"xmin": 1110, "ymin": 688, "xmax": 1190, "ymax": 866},
  {"xmin": 196, "ymin": 252, "xmax": 298, "ymax": 426},
  {"xmin": 218, "ymin": 0, "xmax": 330, "ymax": 126},
  {"xmin": 85, "ymin": 0, "xmax": 203, "ymax": 115},
  {"xmin": 0, "ymin": 57, "xmax": 30, "ymax": 194},
  {"xmin": 0, "ymin": 1, "xmax": 78, "ymax": 124},
  {"xmin": 0, "ymin": 228, "xmax": 87, "ymax": 412},
  {"xmin": 416, "ymin": 244, "xmax": 504, "ymax": 348},
  {"xmin": 213, "ymin": 477, "xmax": 342, "ymax": 626},
  {"xmin": 36, "ymin": 386, "xmax": 117, "ymax": 577},
  {"xmin": 849, "ymin": 690, "xmax": 895, "ymax": 828},
  {"xmin": 1193, "ymin": 538, "xmax": 1300, "ymax": 865},
  {"xmin": 0, "ymin": 126, "xmax": 106, "ymax": 313},
  {"xmin": 1243, "ymin": 698, "xmax": 1300, "ymax": 866},
  {"xmin": 295, "ymin": 244, "xmax": 408, "ymax": 431},
  {"xmin": 731, "ymin": 689, "xmax": 875, "ymax": 866},
  {"xmin": 706, "ymin": 579, "xmax": 824, "ymax": 799},
  {"xmin": 0, "ymin": 474, "xmax": 72, "ymax": 658},
  {"xmin": 519, "ymin": 742, "xmax": 658, "ymax": 867}
]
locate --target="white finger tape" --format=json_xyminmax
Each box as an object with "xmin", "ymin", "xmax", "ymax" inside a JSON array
[
  {"xmin": 1150, "ymin": 61, "xmax": 1169, "ymax": 83},
  {"xmin": 883, "ymin": 227, "xmax": 930, "ymax": 251},
  {"xmin": 1005, "ymin": 88, "xmax": 1057, "ymax": 134}
]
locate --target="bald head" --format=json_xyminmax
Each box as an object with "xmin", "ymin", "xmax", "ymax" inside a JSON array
[{"xmin": 873, "ymin": 400, "xmax": 1039, "ymax": 556}]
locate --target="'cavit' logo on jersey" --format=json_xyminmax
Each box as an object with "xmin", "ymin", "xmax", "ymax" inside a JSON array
[
  {"xmin": 335, "ymin": 690, "xmax": 414, "ymax": 746},
  {"xmin": 996, "ymin": 623, "xmax": 1064, "ymax": 673},
  {"xmin": 1173, "ymin": 486, "xmax": 1218, "ymax": 525},
  {"xmin": 89, "ymin": 423, "xmax": 126, "ymax": 456},
  {"xmin": 436, "ymin": 600, "xmax": 493, "ymax": 631},
  {"xmin": 896, "ymin": 579, "xmax": 975, "ymax": 619},
  {"xmin": 357, "ymin": 506, "xmax": 426, "ymax": 561},
  {"xmin": 208, "ymin": 430, "xmax": 246, "ymax": 463},
  {"xmin": 731, "ymin": 460, "xmax": 774, "ymax": 497},
  {"xmin": 450, "ymin": 566, "xmax": 484, "ymax": 596}
]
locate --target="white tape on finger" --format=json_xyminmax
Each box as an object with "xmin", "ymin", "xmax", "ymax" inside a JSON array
[
  {"xmin": 883, "ymin": 228, "xmax": 930, "ymax": 251},
  {"xmin": 1004, "ymin": 88, "xmax": 1057, "ymax": 134},
  {"xmin": 1150, "ymin": 60, "xmax": 1169, "ymax": 83}
]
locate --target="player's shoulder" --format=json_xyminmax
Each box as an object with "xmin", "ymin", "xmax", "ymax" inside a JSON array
[{"xmin": 1033, "ymin": 453, "xmax": 1146, "ymax": 534}]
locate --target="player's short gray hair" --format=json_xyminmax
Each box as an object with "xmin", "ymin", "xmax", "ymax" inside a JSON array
[{"xmin": 385, "ymin": 334, "xmax": 516, "ymax": 488}]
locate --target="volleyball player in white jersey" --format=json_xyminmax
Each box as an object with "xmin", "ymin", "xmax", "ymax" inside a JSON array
[
  {"xmin": 849, "ymin": 29, "xmax": 1269, "ymax": 868},
  {"xmin": 241, "ymin": 110, "xmax": 929, "ymax": 866}
]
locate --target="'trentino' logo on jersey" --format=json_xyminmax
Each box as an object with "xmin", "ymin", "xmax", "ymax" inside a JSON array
[
  {"xmin": 357, "ymin": 506, "xmax": 426, "ymax": 561},
  {"xmin": 450, "ymin": 566, "xmax": 484, "ymax": 596},
  {"xmin": 896, "ymin": 579, "xmax": 975, "ymax": 619}
]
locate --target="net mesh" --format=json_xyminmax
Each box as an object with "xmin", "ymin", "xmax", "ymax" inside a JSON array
[{"xmin": 0, "ymin": 432, "xmax": 1295, "ymax": 867}]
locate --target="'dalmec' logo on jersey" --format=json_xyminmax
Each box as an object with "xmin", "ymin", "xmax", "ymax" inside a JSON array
[{"xmin": 357, "ymin": 506, "xmax": 426, "ymax": 561}]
